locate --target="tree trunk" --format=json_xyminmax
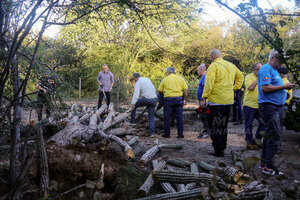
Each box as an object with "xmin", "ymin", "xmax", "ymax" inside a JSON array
[{"xmin": 37, "ymin": 125, "xmax": 49, "ymax": 197}]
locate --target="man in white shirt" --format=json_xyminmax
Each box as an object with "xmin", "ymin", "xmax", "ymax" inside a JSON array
[{"xmin": 130, "ymin": 72, "xmax": 157, "ymax": 136}]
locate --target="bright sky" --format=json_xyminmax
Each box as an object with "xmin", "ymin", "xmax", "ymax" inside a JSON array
[{"xmin": 39, "ymin": 0, "xmax": 296, "ymax": 38}]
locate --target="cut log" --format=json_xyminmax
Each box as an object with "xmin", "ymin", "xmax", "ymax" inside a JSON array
[
  {"xmin": 237, "ymin": 189, "xmax": 269, "ymax": 199},
  {"xmin": 106, "ymin": 127, "xmax": 133, "ymax": 135},
  {"xmin": 108, "ymin": 135, "xmax": 134, "ymax": 159},
  {"xmin": 197, "ymin": 161, "xmax": 219, "ymax": 172},
  {"xmin": 166, "ymin": 159, "xmax": 190, "ymax": 168},
  {"xmin": 133, "ymin": 141, "xmax": 145, "ymax": 156},
  {"xmin": 103, "ymin": 111, "xmax": 130, "ymax": 131},
  {"xmin": 103, "ymin": 103, "xmax": 115, "ymax": 125},
  {"xmin": 138, "ymin": 160, "xmax": 166, "ymax": 197},
  {"xmin": 128, "ymin": 136, "xmax": 139, "ymax": 146},
  {"xmin": 158, "ymin": 144, "xmax": 183, "ymax": 150},
  {"xmin": 135, "ymin": 188, "xmax": 202, "ymax": 200},
  {"xmin": 96, "ymin": 104, "xmax": 108, "ymax": 116},
  {"xmin": 152, "ymin": 160, "xmax": 176, "ymax": 193},
  {"xmin": 48, "ymin": 122, "xmax": 94, "ymax": 146},
  {"xmin": 79, "ymin": 112, "xmax": 92, "ymax": 123},
  {"xmin": 186, "ymin": 163, "xmax": 198, "ymax": 190},
  {"xmin": 166, "ymin": 166, "xmax": 187, "ymax": 192},
  {"xmin": 139, "ymin": 145, "xmax": 160, "ymax": 168},
  {"xmin": 152, "ymin": 171, "xmax": 228, "ymax": 191},
  {"xmin": 231, "ymin": 151, "xmax": 244, "ymax": 172}
]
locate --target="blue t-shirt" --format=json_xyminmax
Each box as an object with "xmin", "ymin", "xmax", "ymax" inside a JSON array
[
  {"xmin": 196, "ymin": 74, "xmax": 206, "ymax": 101},
  {"xmin": 258, "ymin": 63, "xmax": 286, "ymax": 105}
]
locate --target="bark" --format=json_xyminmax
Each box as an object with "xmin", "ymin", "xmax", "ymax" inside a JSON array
[
  {"xmin": 197, "ymin": 161, "xmax": 218, "ymax": 172},
  {"xmin": 37, "ymin": 125, "xmax": 49, "ymax": 197},
  {"xmin": 138, "ymin": 160, "xmax": 166, "ymax": 197},
  {"xmin": 139, "ymin": 145, "xmax": 160, "ymax": 168},
  {"xmin": 106, "ymin": 127, "xmax": 136, "ymax": 136},
  {"xmin": 166, "ymin": 165, "xmax": 187, "ymax": 192},
  {"xmin": 152, "ymin": 171, "xmax": 228, "ymax": 191},
  {"xmin": 108, "ymin": 135, "xmax": 134, "ymax": 159},
  {"xmin": 186, "ymin": 163, "xmax": 198, "ymax": 190},
  {"xmin": 128, "ymin": 136, "xmax": 139, "ymax": 146},
  {"xmin": 152, "ymin": 160, "xmax": 176, "ymax": 193},
  {"xmin": 166, "ymin": 159, "xmax": 190, "ymax": 168},
  {"xmin": 95, "ymin": 104, "xmax": 108, "ymax": 116},
  {"xmin": 103, "ymin": 103, "xmax": 115, "ymax": 125},
  {"xmin": 237, "ymin": 189, "xmax": 269, "ymax": 199},
  {"xmin": 103, "ymin": 111, "xmax": 130, "ymax": 131}
]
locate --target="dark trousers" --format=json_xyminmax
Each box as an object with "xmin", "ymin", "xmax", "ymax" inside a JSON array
[
  {"xmin": 244, "ymin": 106, "xmax": 263, "ymax": 144},
  {"xmin": 163, "ymin": 97, "xmax": 184, "ymax": 137},
  {"xmin": 207, "ymin": 105, "xmax": 231, "ymax": 154},
  {"xmin": 232, "ymin": 90, "xmax": 243, "ymax": 121},
  {"xmin": 259, "ymin": 103, "xmax": 282, "ymax": 168},
  {"xmin": 200, "ymin": 112, "xmax": 208, "ymax": 133},
  {"xmin": 98, "ymin": 91, "xmax": 111, "ymax": 109},
  {"xmin": 37, "ymin": 93, "xmax": 51, "ymax": 121},
  {"xmin": 130, "ymin": 97, "xmax": 157, "ymax": 134}
]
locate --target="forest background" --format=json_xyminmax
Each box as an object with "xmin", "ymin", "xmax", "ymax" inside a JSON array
[{"xmin": 19, "ymin": 1, "xmax": 300, "ymax": 105}]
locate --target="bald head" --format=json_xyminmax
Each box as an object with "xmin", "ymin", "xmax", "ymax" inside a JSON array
[
  {"xmin": 210, "ymin": 49, "xmax": 222, "ymax": 61},
  {"xmin": 197, "ymin": 63, "xmax": 206, "ymax": 76}
]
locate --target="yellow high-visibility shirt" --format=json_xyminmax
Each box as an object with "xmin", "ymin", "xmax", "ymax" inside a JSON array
[
  {"xmin": 243, "ymin": 73, "xmax": 259, "ymax": 109},
  {"xmin": 282, "ymin": 77, "xmax": 293, "ymax": 105},
  {"xmin": 157, "ymin": 74, "xmax": 188, "ymax": 98},
  {"xmin": 202, "ymin": 57, "xmax": 244, "ymax": 104}
]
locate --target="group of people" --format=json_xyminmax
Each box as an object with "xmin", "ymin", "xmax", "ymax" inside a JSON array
[{"xmin": 36, "ymin": 48, "xmax": 296, "ymax": 177}]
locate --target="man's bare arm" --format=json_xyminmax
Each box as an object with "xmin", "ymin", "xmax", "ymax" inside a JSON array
[
  {"xmin": 248, "ymin": 80, "xmax": 258, "ymax": 91},
  {"xmin": 261, "ymin": 83, "xmax": 296, "ymax": 93}
]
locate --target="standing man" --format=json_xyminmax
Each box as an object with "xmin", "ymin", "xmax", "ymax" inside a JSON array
[
  {"xmin": 36, "ymin": 75, "xmax": 56, "ymax": 121},
  {"xmin": 243, "ymin": 62, "xmax": 264, "ymax": 149},
  {"xmin": 158, "ymin": 67, "xmax": 188, "ymax": 139},
  {"xmin": 200, "ymin": 49, "xmax": 244, "ymax": 157},
  {"xmin": 278, "ymin": 68, "xmax": 293, "ymax": 105},
  {"xmin": 258, "ymin": 49, "xmax": 296, "ymax": 175},
  {"xmin": 231, "ymin": 59, "xmax": 243, "ymax": 125},
  {"xmin": 196, "ymin": 63, "xmax": 209, "ymax": 138},
  {"xmin": 130, "ymin": 73, "xmax": 157, "ymax": 136},
  {"xmin": 97, "ymin": 64, "xmax": 114, "ymax": 109}
]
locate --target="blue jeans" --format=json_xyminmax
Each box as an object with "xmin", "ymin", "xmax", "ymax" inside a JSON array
[
  {"xmin": 259, "ymin": 103, "xmax": 282, "ymax": 168},
  {"xmin": 163, "ymin": 97, "xmax": 183, "ymax": 137},
  {"xmin": 233, "ymin": 90, "xmax": 243, "ymax": 121},
  {"xmin": 207, "ymin": 105, "xmax": 231, "ymax": 154},
  {"xmin": 131, "ymin": 97, "xmax": 157, "ymax": 134},
  {"xmin": 244, "ymin": 106, "xmax": 263, "ymax": 144}
]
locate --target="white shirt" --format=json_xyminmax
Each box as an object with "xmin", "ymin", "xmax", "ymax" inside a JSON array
[{"xmin": 131, "ymin": 77, "xmax": 157, "ymax": 104}]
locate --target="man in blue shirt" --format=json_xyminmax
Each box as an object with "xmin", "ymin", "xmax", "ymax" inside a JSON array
[
  {"xmin": 258, "ymin": 49, "xmax": 296, "ymax": 176},
  {"xmin": 196, "ymin": 63, "xmax": 209, "ymax": 138}
]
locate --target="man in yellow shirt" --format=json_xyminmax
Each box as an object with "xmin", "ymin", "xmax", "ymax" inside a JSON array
[
  {"xmin": 200, "ymin": 49, "xmax": 244, "ymax": 157},
  {"xmin": 243, "ymin": 62, "xmax": 264, "ymax": 149},
  {"xmin": 277, "ymin": 68, "xmax": 293, "ymax": 105},
  {"xmin": 158, "ymin": 67, "xmax": 189, "ymax": 139}
]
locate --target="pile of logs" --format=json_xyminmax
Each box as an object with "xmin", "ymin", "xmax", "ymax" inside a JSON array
[{"xmin": 135, "ymin": 157, "xmax": 269, "ymax": 200}]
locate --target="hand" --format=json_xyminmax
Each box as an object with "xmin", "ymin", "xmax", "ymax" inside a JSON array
[
  {"xmin": 183, "ymin": 100, "xmax": 187, "ymax": 105},
  {"xmin": 109, "ymin": 88, "xmax": 112, "ymax": 92},
  {"xmin": 200, "ymin": 98, "xmax": 206, "ymax": 108},
  {"xmin": 98, "ymin": 82, "xmax": 103, "ymax": 86},
  {"xmin": 284, "ymin": 83, "xmax": 297, "ymax": 90}
]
